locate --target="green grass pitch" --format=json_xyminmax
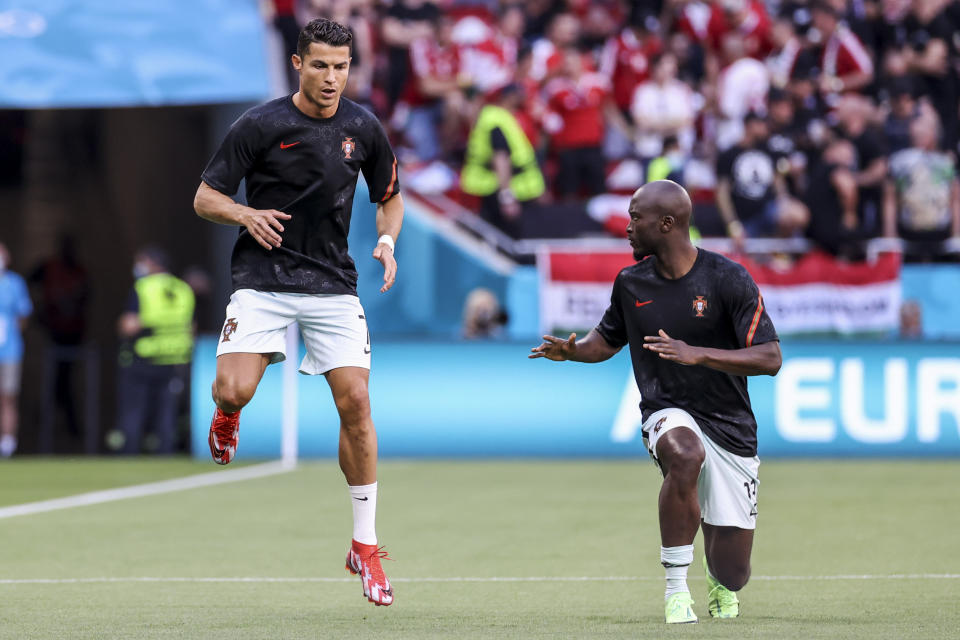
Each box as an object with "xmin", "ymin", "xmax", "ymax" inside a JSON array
[{"xmin": 0, "ymin": 458, "xmax": 957, "ymax": 639}]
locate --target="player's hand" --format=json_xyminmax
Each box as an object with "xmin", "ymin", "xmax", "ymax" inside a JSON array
[
  {"xmin": 242, "ymin": 208, "xmax": 292, "ymax": 250},
  {"xmin": 643, "ymin": 330, "xmax": 702, "ymax": 365},
  {"xmin": 373, "ymin": 242, "xmax": 397, "ymax": 293},
  {"xmin": 529, "ymin": 333, "xmax": 577, "ymax": 361}
]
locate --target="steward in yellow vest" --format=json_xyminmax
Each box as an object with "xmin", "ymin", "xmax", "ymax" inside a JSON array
[
  {"xmin": 114, "ymin": 247, "xmax": 195, "ymax": 454},
  {"xmin": 461, "ymin": 85, "xmax": 545, "ymax": 236}
]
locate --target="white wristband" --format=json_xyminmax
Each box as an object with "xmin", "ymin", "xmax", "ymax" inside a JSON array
[{"xmin": 377, "ymin": 234, "xmax": 395, "ymax": 251}]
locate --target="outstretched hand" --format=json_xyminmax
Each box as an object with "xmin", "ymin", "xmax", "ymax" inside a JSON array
[
  {"xmin": 642, "ymin": 329, "xmax": 701, "ymax": 365},
  {"xmin": 373, "ymin": 243, "xmax": 397, "ymax": 293},
  {"xmin": 529, "ymin": 333, "xmax": 577, "ymax": 361}
]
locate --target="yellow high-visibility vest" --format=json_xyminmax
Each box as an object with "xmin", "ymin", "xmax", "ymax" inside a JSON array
[
  {"xmin": 132, "ymin": 273, "xmax": 195, "ymax": 366},
  {"xmin": 461, "ymin": 105, "xmax": 545, "ymax": 201}
]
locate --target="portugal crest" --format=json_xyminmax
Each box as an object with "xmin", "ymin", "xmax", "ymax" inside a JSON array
[
  {"xmin": 341, "ymin": 136, "xmax": 355, "ymax": 159},
  {"xmin": 692, "ymin": 295, "xmax": 708, "ymax": 318},
  {"xmin": 221, "ymin": 317, "xmax": 238, "ymax": 342}
]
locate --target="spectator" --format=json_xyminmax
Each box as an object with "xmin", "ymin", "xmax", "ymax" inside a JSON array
[
  {"xmin": 883, "ymin": 114, "xmax": 960, "ymax": 259},
  {"xmin": 715, "ymin": 33, "xmax": 770, "ymax": 151},
  {"xmin": 529, "ymin": 12, "xmax": 579, "ymax": 83},
  {"xmin": 462, "ymin": 287, "xmax": 508, "ymax": 339},
  {"xmin": 269, "ymin": 0, "xmax": 301, "ymax": 91},
  {"xmin": 381, "ymin": 0, "xmax": 440, "ymax": 110},
  {"xmin": 28, "ymin": 234, "xmax": 90, "ymax": 439},
  {"xmin": 883, "ymin": 77, "xmax": 925, "ymax": 153},
  {"xmin": 899, "ymin": 299, "xmax": 924, "ymax": 338},
  {"xmin": 646, "ymin": 134, "xmax": 686, "ymax": 184},
  {"xmin": 901, "ymin": 0, "xmax": 960, "ymax": 152},
  {"xmin": 113, "ymin": 247, "xmax": 195, "ymax": 454},
  {"xmin": 543, "ymin": 47, "xmax": 612, "ymax": 200},
  {"xmin": 810, "ymin": 0, "xmax": 874, "ymax": 98},
  {"xmin": 454, "ymin": 7, "xmax": 523, "ymax": 96},
  {"xmin": 767, "ymin": 11, "xmax": 804, "ymax": 89},
  {"xmin": 706, "ymin": 0, "xmax": 773, "ymax": 62},
  {"xmin": 0, "ymin": 241, "xmax": 32, "ymax": 458},
  {"xmin": 716, "ymin": 112, "xmax": 809, "ymax": 248},
  {"xmin": 631, "ymin": 51, "xmax": 697, "ymax": 159},
  {"xmin": 599, "ymin": 7, "xmax": 662, "ymax": 157},
  {"xmin": 461, "ymin": 85, "xmax": 546, "ymax": 237},
  {"xmin": 402, "ymin": 14, "xmax": 465, "ymax": 162},
  {"xmin": 834, "ymin": 94, "xmax": 888, "ymax": 236},
  {"xmin": 804, "ymin": 138, "xmax": 864, "ymax": 257},
  {"xmin": 767, "ymin": 87, "xmax": 810, "ymax": 194}
]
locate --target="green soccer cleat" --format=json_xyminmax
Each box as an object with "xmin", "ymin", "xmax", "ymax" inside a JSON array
[
  {"xmin": 664, "ymin": 592, "xmax": 698, "ymax": 624},
  {"xmin": 704, "ymin": 557, "xmax": 740, "ymax": 618}
]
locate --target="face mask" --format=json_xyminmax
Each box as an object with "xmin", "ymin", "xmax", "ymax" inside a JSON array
[{"xmin": 133, "ymin": 262, "xmax": 149, "ymax": 279}]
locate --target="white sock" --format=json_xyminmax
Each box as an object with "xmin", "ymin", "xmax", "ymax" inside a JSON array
[
  {"xmin": 0, "ymin": 435, "xmax": 16, "ymax": 458},
  {"xmin": 661, "ymin": 544, "xmax": 694, "ymax": 599},
  {"xmin": 348, "ymin": 482, "xmax": 378, "ymax": 545}
]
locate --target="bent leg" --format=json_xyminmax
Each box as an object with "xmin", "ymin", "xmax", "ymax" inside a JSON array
[
  {"xmin": 701, "ymin": 523, "xmax": 754, "ymax": 591},
  {"xmin": 212, "ymin": 352, "xmax": 271, "ymax": 413},
  {"xmin": 326, "ymin": 366, "xmax": 377, "ymax": 485},
  {"xmin": 656, "ymin": 427, "xmax": 706, "ymax": 546}
]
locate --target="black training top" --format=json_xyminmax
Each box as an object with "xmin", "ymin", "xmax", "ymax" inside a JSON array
[
  {"xmin": 595, "ymin": 249, "xmax": 778, "ymax": 457},
  {"xmin": 201, "ymin": 95, "xmax": 400, "ymax": 295}
]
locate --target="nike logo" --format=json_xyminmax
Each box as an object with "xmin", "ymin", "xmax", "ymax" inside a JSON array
[
  {"xmin": 354, "ymin": 496, "xmax": 369, "ymax": 501},
  {"xmin": 635, "ymin": 300, "xmax": 653, "ymax": 307},
  {"xmin": 364, "ymin": 347, "xmax": 371, "ymax": 354},
  {"xmin": 280, "ymin": 141, "xmax": 301, "ymax": 149}
]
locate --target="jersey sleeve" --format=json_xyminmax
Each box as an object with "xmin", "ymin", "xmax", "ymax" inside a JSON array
[
  {"xmin": 361, "ymin": 118, "xmax": 400, "ymax": 203},
  {"xmin": 200, "ymin": 112, "xmax": 261, "ymax": 195},
  {"xmin": 723, "ymin": 265, "xmax": 778, "ymax": 347},
  {"xmin": 595, "ymin": 273, "xmax": 628, "ymax": 348}
]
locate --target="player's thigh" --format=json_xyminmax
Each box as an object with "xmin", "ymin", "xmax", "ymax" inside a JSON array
[
  {"xmin": 297, "ymin": 295, "xmax": 371, "ymax": 376},
  {"xmin": 0, "ymin": 361, "xmax": 22, "ymax": 396},
  {"xmin": 643, "ymin": 408, "xmax": 706, "ymax": 476},
  {"xmin": 698, "ymin": 434, "xmax": 760, "ymax": 530}
]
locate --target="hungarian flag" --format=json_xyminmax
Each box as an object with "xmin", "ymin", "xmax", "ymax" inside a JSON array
[{"xmin": 537, "ymin": 249, "xmax": 902, "ymax": 336}]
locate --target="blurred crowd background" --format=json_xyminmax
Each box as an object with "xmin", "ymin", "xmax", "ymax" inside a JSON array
[{"xmin": 268, "ymin": 0, "xmax": 960, "ymax": 259}]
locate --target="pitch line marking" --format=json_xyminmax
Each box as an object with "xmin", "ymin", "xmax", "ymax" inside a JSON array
[
  {"xmin": 0, "ymin": 461, "xmax": 293, "ymax": 520},
  {"xmin": 1, "ymin": 574, "xmax": 958, "ymax": 585}
]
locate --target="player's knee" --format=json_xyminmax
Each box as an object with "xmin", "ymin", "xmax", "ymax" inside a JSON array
[
  {"xmin": 717, "ymin": 564, "xmax": 751, "ymax": 592},
  {"xmin": 334, "ymin": 384, "xmax": 371, "ymax": 423},
  {"xmin": 660, "ymin": 437, "xmax": 705, "ymax": 481},
  {"xmin": 215, "ymin": 378, "xmax": 256, "ymax": 413}
]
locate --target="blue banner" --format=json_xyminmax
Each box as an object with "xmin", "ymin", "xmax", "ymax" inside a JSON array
[
  {"xmin": 0, "ymin": 1, "xmax": 269, "ymax": 107},
  {"xmin": 192, "ymin": 339, "xmax": 960, "ymax": 458}
]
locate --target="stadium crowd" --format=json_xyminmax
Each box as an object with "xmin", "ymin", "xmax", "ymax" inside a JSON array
[{"xmin": 269, "ymin": 0, "xmax": 960, "ymax": 259}]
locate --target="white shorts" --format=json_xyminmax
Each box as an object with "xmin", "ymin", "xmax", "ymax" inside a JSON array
[
  {"xmin": 216, "ymin": 289, "xmax": 371, "ymax": 375},
  {"xmin": 642, "ymin": 408, "xmax": 760, "ymax": 530}
]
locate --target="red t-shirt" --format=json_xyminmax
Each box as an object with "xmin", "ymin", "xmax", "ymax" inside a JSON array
[
  {"xmin": 821, "ymin": 25, "xmax": 874, "ymax": 78},
  {"xmin": 544, "ymin": 72, "xmax": 610, "ymax": 149},
  {"xmin": 404, "ymin": 37, "xmax": 460, "ymax": 107},
  {"xmin": 706, "ymin": 2, "xmax": 773, "ymax": 60},
  {"xmin": 599, "ymin": 28, "xmax": 662, "ymax": 111}
]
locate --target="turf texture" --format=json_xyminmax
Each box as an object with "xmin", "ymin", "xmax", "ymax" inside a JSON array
[{"xmin": 0, "ymin": 459, "xmax": 957, "ymax": 639}]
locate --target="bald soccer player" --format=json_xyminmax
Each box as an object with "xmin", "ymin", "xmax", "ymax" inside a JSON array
[{"xmin": 531, "ymin": 180, "xmax": 781, "ymax": 624}]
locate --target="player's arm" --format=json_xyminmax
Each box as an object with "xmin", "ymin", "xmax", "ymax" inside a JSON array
[
  {"xmin": 643, "ymin": 330, "xmax": 781, "ymax": 375},
  {"xmin": 373, "ymin": 193, "xmax": 404, "ymax": 293},
  {"xmin": 529, "ymin": 329, "xmax": 621, "ymax": 363},
  {"xmin": 193, "ymin": 181, "xmax": 291, "ymax": 251}
]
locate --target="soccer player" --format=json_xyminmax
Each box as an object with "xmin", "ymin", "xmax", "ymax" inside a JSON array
[
  {"xmin": 193, "ymin": 18, "xmax": 401, "ymax": 607},
  {"xmin": 530, "ymin": 180, "xmax": 780, "ymax": 624}
]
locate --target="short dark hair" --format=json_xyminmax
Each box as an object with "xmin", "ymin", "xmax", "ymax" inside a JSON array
[{"xmin": 297, "ymin": 18, "xmax": 352, "ymax": 59}]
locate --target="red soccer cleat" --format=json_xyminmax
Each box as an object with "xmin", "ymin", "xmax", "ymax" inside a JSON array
[
  {"xmin": 208, "ymin": 407, "xmax": 240, "ymax": 465},
  {"xmin": 345, "ymin": 540, "xmax": 394, "ymax": 606}
]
